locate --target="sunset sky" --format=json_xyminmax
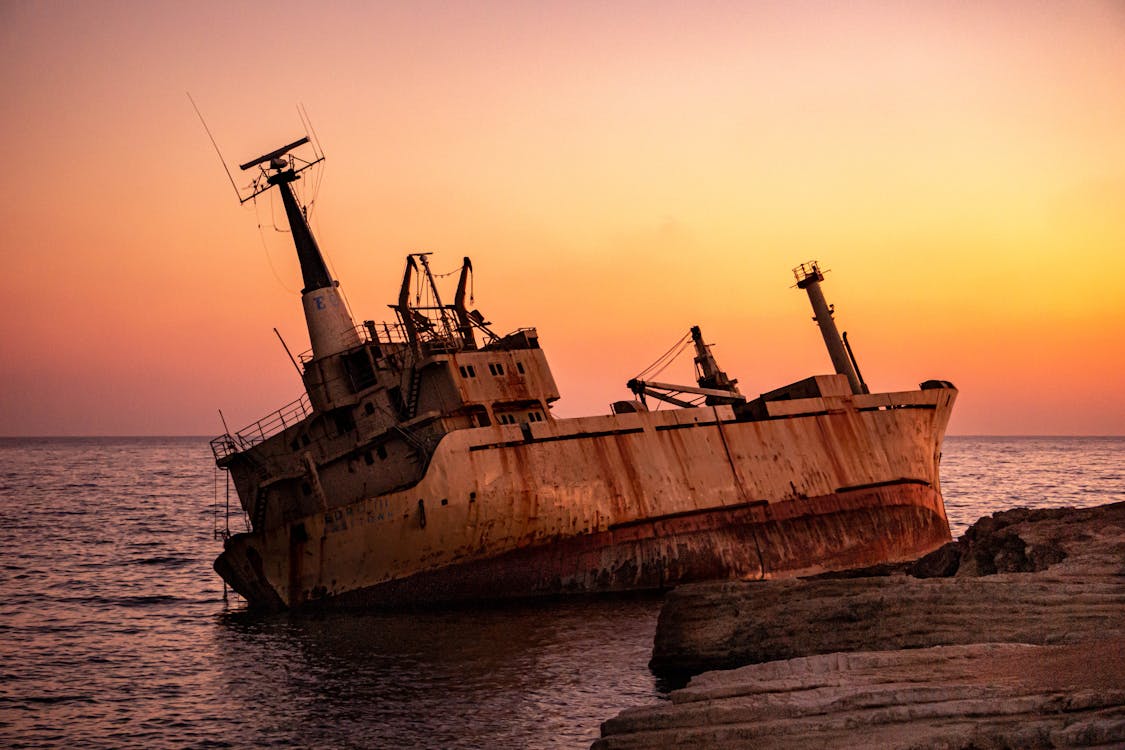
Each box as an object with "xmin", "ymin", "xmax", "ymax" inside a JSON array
[{"xmin": 2, "ymin": 1, "xmax": 1123, "ymax": 436}]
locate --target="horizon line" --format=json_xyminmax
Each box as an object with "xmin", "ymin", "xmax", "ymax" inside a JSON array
[{"xmin": 0, "ymin": 433, "xmax": 1122, "ymax": 440}]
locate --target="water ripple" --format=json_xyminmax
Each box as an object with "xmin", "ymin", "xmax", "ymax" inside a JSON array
[{"xmin": 0, "ymin": 435, "xmax": 1121, "ymax": 748}]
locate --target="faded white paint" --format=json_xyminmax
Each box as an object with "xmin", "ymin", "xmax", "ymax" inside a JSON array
[{"xmin": 301, "ymin": 283, "xmax": 360, "ymax": 360}]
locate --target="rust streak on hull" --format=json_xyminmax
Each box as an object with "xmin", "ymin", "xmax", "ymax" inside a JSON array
[
  {"xmin": 216, "ymin": 384, "xmax": 956, "ymax": 609},
  {"xmin": 217, "ymin": 478, "xmax": 951, "ymax": 610},
  {"xmin": 289, "ymin": 484, "xmax": 943, "ymax": 609}
]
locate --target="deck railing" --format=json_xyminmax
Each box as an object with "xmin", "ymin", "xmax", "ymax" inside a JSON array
[
  {"xmin": 210, "ymin": 393, "xmax": 313, "ymax": 461},
  {"xmin": 296, "ymin": 323, "xmax": 380, "ymax": 365}
]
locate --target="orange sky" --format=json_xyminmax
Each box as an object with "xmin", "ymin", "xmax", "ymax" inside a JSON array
[{"xmin": 1, "ymin": 1, "xmax": 1123, "ymax": 436}]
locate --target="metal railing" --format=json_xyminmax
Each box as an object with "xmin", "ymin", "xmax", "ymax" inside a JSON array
[
  {"xmin": 210, "ymin": 393, "xmax": 313, "ymax": 461},
  {"xmin": 297, "ymin": 323, "xmax": 378, "ymax": 365}
]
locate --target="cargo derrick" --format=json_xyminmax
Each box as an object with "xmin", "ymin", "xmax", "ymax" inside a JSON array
[{"xmin": 209, "ymin": 138, "xmax": 956, "ymax": 610}]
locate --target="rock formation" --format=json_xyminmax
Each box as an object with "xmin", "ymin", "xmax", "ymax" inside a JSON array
[
  {"xmin": 595, "ymin": 502, "xmax": 1125, "ymax": 749},
  {"xmin": 595, "ymin": 639, "xmax": 1125, "ymax": 749},
  {"xmin": 651, "ymin": 502, "xmax": 1125, "ymax": 676}
]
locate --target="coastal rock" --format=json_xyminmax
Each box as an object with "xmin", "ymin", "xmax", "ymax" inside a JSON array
[
  {"xmin": 649, "ymin": 573, "xmax": 1125, "ymax": 677},
  {"xmin": 651, "ymin": 502, "xmax": 1125, "ymax": 676},
  {"xmin": 596, "ymin": 503, "xmax": 1125, "ymax": 748},
  {"xmin": 594, "ymin": 639, "xmax": 1125, "ymax": 749}
]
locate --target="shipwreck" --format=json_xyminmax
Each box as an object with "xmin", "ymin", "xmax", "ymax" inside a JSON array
[{"xmin": 209, "ymin": 137, "xmax": 957, "ymax": 609}]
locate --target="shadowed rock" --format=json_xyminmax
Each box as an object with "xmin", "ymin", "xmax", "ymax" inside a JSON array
[
  {"xmin": 651, "ymin": 502, "xmax": 1125, "ymax": 677},
  {"xmin": 595, "ymin": 503, "xmax": 1125, "ymax": 749},
  {"xmin": 595, "ymin": 639, "xmax": 1125, "ymax": 750}
]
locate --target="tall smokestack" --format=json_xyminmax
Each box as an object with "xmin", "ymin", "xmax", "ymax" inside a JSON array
[{"xmin": 268, "ymin": 170, "xmax": 359, "ymax": 361}]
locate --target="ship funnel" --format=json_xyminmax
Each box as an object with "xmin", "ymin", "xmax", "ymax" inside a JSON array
[
  {"xmin": 793, "ymin": 261, "xmax": 866, "ymax": 395},
  {"xmin": 240, "ymin": 139, "xmax": 359, "ymax": 361}
]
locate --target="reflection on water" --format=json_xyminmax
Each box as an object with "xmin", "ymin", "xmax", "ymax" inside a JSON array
[
  {"xmin": 212, "ymin": 597, "xmax": 662, "ymax": 749},
  {"xmin": 1, "ymin": 436, "xmax": 1121, "ymax": 748}
]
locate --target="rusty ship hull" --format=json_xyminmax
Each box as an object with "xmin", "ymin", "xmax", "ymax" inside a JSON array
[
  {"xmin": 216, "ymin": 378, "xmax": 955, "ymax": 610},
  {"xmin": 208, "ymin": 138, "xmax": 956, "ymax": 610}
]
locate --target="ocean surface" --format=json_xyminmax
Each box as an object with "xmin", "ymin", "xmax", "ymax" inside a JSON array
[{"xmin": 1, "ymin": 435, "xmax": 1121, "ymax": 749}]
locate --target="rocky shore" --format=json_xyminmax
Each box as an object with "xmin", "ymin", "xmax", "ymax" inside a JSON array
[{"xmin": 594, "ymin": 502, "xmax": 1125, "ymax": 749}]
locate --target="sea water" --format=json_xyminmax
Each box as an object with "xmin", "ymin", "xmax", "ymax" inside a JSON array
[{"xmin": 1, "ymin": 436, "xmax": 1121, "ymax": 749}]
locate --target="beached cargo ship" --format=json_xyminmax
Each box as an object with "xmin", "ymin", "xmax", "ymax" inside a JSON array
[{"xmin": 210, "ymin": 138, "xmax": 956, "ymax": 609}]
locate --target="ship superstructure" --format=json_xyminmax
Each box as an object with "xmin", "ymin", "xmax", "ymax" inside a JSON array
[{"xmin": 210, "ymin": 139, "xmax": 956, "ymax": 609}]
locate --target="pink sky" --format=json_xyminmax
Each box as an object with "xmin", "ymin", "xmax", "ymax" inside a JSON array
[{"xmin": 1, "ymin": 1, "xmax": 1123, "ymax": 436}]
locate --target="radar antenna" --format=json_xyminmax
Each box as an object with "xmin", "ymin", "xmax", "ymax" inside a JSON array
[
  {"xmin": 238, "ymin": 137, "xmax": 324, "ymax": 205},
  {"xmin": 231, "ymin": 131, "xmax": 357, "ymax": 361}
]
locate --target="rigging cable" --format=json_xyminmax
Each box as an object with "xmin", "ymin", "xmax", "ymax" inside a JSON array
[
  {"xmin": 212, "ymin": 465, "xmax": 219, "ymax": 540},
  {"xmin": 299, "ymin": 162, "xmax": 360, "ymax": 326},
  {"xmin": 633, "ymin": 330, "xmax": 693, "ymax": 381},
  {"xmin": 268, "ymin": 188, "xmax": 289, "ymax": 233},
  {"xmin": 433, "ymin": 264, "xmax": 464, "ymax": 279},
  {"xmin": 251, "ymin": 195, "xmax": 298, "ymax": 294}
]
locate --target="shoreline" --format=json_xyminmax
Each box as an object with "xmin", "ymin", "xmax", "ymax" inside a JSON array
[{"xmin": 595, "ymin": 501, "xmax": 1125, "ymax": 749}]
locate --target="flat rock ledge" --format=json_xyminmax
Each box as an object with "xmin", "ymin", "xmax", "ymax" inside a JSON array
[
  {"xmin": 595, "ymin": 502, "xmax": 1125, "ymax": 749},
  {"xmin": 595, "ymin": 640, "xmax": 1125, "ymax": 749}
]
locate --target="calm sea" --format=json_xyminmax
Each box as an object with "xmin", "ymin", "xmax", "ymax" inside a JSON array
[{"xmin": 1, "ymin": 436, "xmax": 1121, "ymax": 749}]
